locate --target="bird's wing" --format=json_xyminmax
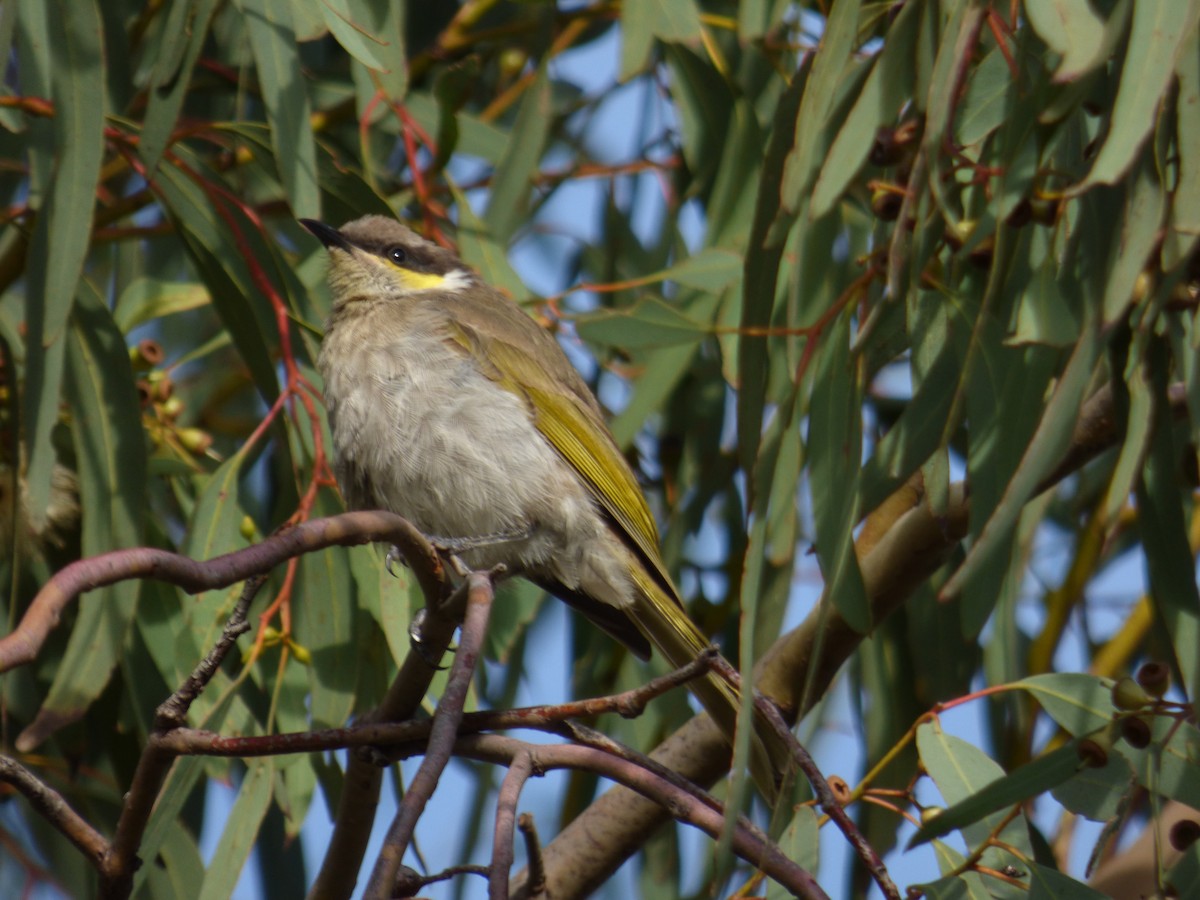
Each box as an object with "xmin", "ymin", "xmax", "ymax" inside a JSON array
[{"xmin": 444, "ymin": 305, "xmax": 680, "ymax": 604}]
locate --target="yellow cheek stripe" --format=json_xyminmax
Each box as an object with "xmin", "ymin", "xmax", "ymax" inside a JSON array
[{"xmin": 393, "ymin": 268, "xmax": 450, "ymax": 290}]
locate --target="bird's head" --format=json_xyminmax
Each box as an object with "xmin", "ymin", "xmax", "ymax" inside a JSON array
[{"xmin": 301, "ymin": 216, "xmax": 474, "ymax": 307}]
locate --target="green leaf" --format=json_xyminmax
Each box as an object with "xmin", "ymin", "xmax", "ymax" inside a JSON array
[
  {"xmin": 664, "ymin": 43, "xmax": 735, "ymax": 189},
  {"xmin": 956, "ymin": 46, "xmax": 1014, "ymax": 148},
  {"xmin": 574, "ymin": 296, "xmax": 709, "ymax": 350},
  {"xmin": 1136, "ymin": 356, "xmax": 1200, "ymax": 703},
  {"xmin": 660, "ymin": 248, "xmax": 744, "ymax": 293},
  {"xmin": 915, "ymin": 720, "xmax": 1033, "ymax": 864},
  {"xmin": 236, "ymin": 0, "xmax": 320, "ymax": 218},
  {"xmin": 197, "ymin": 761, "xmax": 274, "ymax": 900},
  {"xmin": 133, "ymin": 758, "xmax": 208, "ymax": 894},
  {"xmin": 1051, "ymin": 751, "xmax": 1132, "ymax": 821},
  {"xmin": 114, "ymin": 278, "xmax": 211, "ymax": 332},
  {"xmin": 779, "ymin": 0, "xmax": 863, "ymax": 214},
  {"xmin": 294, "ymin": 494, "xmax": 358, "ymax": 729},
  {"xmin": 808, "ymin": 313, "xmax": 869, "ymax": 631},
  {"xmin": 860, "ymin": 343, "xmax": 960, "ymax": 514},
  {"xmin": 1120, "ymin": 718, "xmax": 1200, "ymax": 809},
  {"xmin": 1101, "ymin": 153, "xmax": 1165, "ymax": 324},
  {"xmin": 619, "ymin": 0, "xmax": 702, "ymax": 79},
  {"xmin": 1010, "ymin": 229, "xmax": 1083, "ymax": 346},
  {"xmin": 923, "ymin": 1, "xmax": 986, "ymax": 182},
  {"xmin": 34, "ymin": 284, "xmax": 146, "ymax": 731},
  {"xmin": 311, "ymin": 0, "xmax": 391, "ymax": 72},
  {"xmin": 914, "ymin": 733, "xmax": 1082, "ymax": 846},
  {"xmin": 1081, "ymin": 0, "xmax": 1200, "ymax": 187},
  {"xmin": 1164, "ymin": 28, "xmax": 1200, "ymax": 269},
  {"xmin": 608, "ymin": 293, "xmax": 717, "ymax": 447},
  {"xmin": 155, "ymin": 819, "xmax": 207, "ymax": 898},
  {"xmin": 916, "ymin": 872, "xmax": 992, "ymax": 900},
  {"xmin": 451, "ymin": 183, "xmax": 529, "ymax": 300},
  {"xmin": 484, "ymin": 67, "xmax": 551, "ymax": 240},
  {"xmin": 404, "ymin": 89, "xmax": 509, "ymax": 165},
  {"xmin": 139, "ymin": 0, "xmax": 220, "ymax": 174},
  {"xmin": 22, "ymin": 0, "xmax": 106, "ymax": 531},
  {"xmin": 766, "ymin": 805, "xmax": 819, "ymax": 900},
  {"xmin": 944, "ymin": 327, "xmax": 1100, "ymax": 602},
  {"xmin": 737, "ymin": 62, "xmax": 806, "ymax": 478},
  {"xmin": 1024, "ymin": 0, "xmax": 1108, "ymax": 82},
  {"xmin": 153, "ymin": 147, "xmax": 284, "ymax": 403},
  {"xmin": 1015, "ymin": 673, "xmax": 1118, "ymax": 736},
  {"xmin": 1101, "ymin": 347, "xmax": 1155, "ymax": 522},
  {"xmin": 1028, "ymin": 863, "xmax": 1111, "ymax": 899},
  {"xmin": 177, "ymin": 454, "xmax": 253, "ymax": 718},
  {"xmin": 811, "ymin": 0, "xmax": 920, "ymax": 217}
]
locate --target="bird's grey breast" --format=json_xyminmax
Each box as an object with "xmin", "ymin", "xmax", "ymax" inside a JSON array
[{"xmin": 319, "ymin": 309, "xmax": 569, "ymax": 542}]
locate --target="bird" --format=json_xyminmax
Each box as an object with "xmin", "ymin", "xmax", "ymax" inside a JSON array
[{"xmin": 302, "ymin": 214, "xmax": 788, "ymax": 800}]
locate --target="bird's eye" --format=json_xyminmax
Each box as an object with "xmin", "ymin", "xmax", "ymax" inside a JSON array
[{"xmin": 387, "ymin": 246, "xmax": 408, "ymax": 265}]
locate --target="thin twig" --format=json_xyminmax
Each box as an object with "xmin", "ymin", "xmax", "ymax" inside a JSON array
[
  {"xmin": 393, "ymin": 864, "xmax": 491, "ymax": 896},
  {"xmin": 491, "ymin": 751, "xmax": 534, "ymax": 899},
  {"xmin": 0, "ymin": 756, "xmax": 107, "ymax": 868},
  {"xmin": 157, "ymin": 574, "xmax": 263, "ymax": 728},
  {"xmin": 709, "ymin": 657, "xmax": 900, "ymax": 900},
  {"xmin": 363, "ymin": 571, "xmax": 496, "ymax": 899},
  {"xmin": 516, "ymin": 814, "xmax": 545, "ymax": 897},
  {"xmin": 153, "ymin": 651, "xmax": 724, "ymax": 760},
  {"xmin": 309, "ymin": 558, "xmax": 458, "ymax": 900},
  {"xmin": 100, "ymin": 576, "xmax": 267, "ymax": 899}
]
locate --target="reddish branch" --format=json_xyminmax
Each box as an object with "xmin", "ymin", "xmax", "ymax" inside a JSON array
[
  {"xmin": 364, "ymin": 571, "xmax": 496, "ymax": 898},
  {"xmin": 0, "ymin": 511, "xmax": 442, "ymax": 682},
  {"xmin": 154, "ymin": 652, "xmax": 720, "ymax": 759},
  {"xmin": 457, "ymin": 733, "xmax": 830, "ymax": 900}
]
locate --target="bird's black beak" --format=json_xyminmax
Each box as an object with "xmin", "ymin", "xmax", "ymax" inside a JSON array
[{"xmin": 300, "ymin": 219, "xmax": 352, "ymax": 252}]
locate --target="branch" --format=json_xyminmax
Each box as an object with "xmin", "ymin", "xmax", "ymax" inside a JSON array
[
  {"xmin": 0, "ymin": 756, "xmax": 107, "ymax": 868},
  {"xmin": 0, "ymin": 511, "xmax": 443, "ymax": 678},
  {"xmin": 458, "ymin": 733, "xmax": 829, "ymax": 900},
  {"xmin": 745, "ymin": 671, "xmax": 898, "ymax": 900},
  {"xmin": 99, "ymin": 575, "xmax": 266, "ymax": 898},
  {"xmin": 491, "ymin": 751, "xmax": 534, "ymax": 899},
  {"xmin": 156, "ymin": 651, "xmax": 718, "ymax": 759},
  {"xmin": 308, "ymin": 548, "xmax": 456, "ymax": 900},
  {"xmin": 363, "ymin": 571, "xmax": 496, "ymax": 899}
]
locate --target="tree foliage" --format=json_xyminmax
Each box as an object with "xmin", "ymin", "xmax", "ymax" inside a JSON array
[{"xmin": 0, "ymin": 0, "xmax": 1198, "ymax": 897}]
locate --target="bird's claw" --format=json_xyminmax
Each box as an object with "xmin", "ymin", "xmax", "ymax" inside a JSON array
[
  {"xmin": 384, "ymin": 544, "xmax": 408, "ymax": 576},
  {"xmin": 408, "ymin": 608, "xmax": 453, "ymax": 668}
]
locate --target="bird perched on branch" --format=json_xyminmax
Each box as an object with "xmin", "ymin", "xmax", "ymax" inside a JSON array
[{"xmin": 302, "ymin": 215, "xmax": 789, "ymax": 801}]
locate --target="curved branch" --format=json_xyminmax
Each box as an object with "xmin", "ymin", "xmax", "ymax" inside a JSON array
[
  {"xmin": 0, "ymin": 511, "xmax": 443, "ymax": 674},
  {"xmin": 491, "ymin": 751, "xmax": 534, "ymax": 900},
  {"xmin": 458, "ymin": 733, "xmax": 829, "ymax": 900}
]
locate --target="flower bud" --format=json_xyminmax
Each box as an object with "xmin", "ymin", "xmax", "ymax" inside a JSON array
[
  {"xmin": 1136, "ymin": 661, "xmax": 1170, "ymax": 698},
  {"xmin": 1111, "ymin": 677, "xmax": 1150, "ymax": 710}
]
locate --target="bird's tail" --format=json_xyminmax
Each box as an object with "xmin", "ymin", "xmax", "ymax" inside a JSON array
[{"xmin": 626, "ymin": 566, "xmax": 792, "ymax": 804}]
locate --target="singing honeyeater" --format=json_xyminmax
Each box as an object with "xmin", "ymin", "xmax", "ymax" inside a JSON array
[{"xmin": 302, "ymin": 215, "xmax": 787, "ymax": 799}]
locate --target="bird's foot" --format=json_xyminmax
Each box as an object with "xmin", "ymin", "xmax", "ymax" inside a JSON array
[{"xmin": 427, "ymin": 522, "xmax": 534, "ymax": 555}]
